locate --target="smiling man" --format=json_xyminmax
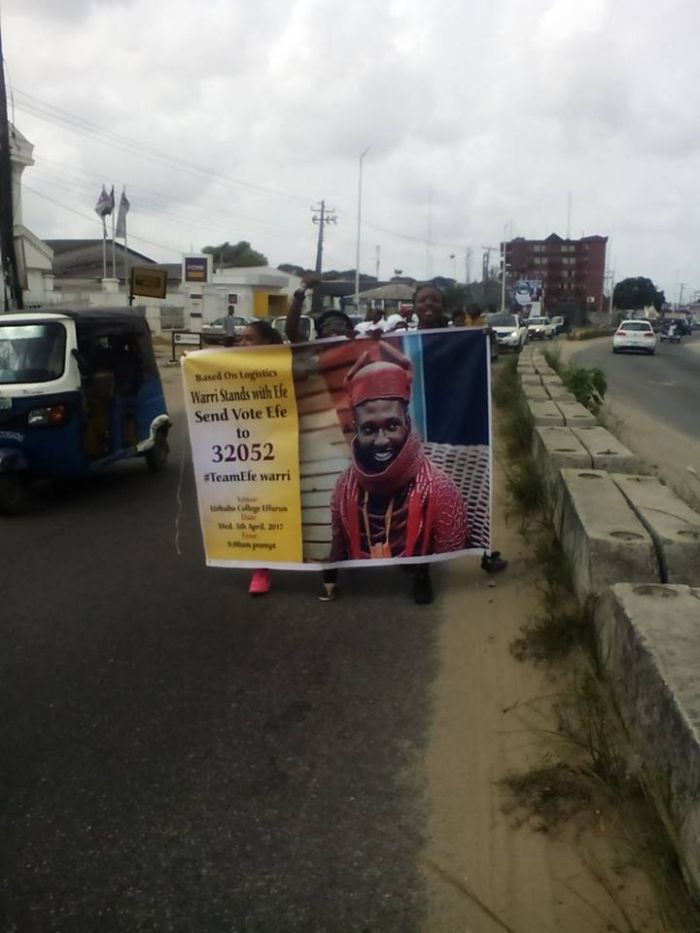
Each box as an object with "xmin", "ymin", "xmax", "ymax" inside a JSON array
[{"xmin": 329, "ymin": 342, "xmax": 469, "ymax": 565}]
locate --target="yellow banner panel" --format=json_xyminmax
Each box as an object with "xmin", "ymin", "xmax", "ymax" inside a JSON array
[{"xmin": 182, "ymin": 346, "xmax": 303, "ymax": 564}]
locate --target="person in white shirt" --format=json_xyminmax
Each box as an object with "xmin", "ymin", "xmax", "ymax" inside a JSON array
[{"xmin": 355, "ymin": 306, "xmax": 386, "ymax": 337}]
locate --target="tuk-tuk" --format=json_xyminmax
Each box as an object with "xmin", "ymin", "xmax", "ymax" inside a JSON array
[{"xmin": 0, "ymin": 308, "xmax": 171, "ymax": 514}]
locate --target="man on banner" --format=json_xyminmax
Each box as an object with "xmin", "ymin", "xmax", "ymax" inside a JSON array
[{"xmin": 329, "ymin": 341, "xmax": 469, "ymax": 562}]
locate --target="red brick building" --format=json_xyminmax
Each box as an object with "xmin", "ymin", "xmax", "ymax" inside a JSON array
[{"xmin": 504, "ymin": 233, "xmax": 607, "ymax": 317}]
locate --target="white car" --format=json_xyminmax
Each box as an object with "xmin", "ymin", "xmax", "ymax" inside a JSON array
[
  {"xmin": 612, "ymin": 319, "xmax": 658, "ymax": 355},
  {"xmin": 201, "ymin": 315, "xmax": 251, "ymax": 344},
  {"xmin": 526, "ymin": 316, "xmax": 555, "ymax": 340},
  {"xmin": 488, "ymin": 312, "xmax": 528, "ymax": 352}
]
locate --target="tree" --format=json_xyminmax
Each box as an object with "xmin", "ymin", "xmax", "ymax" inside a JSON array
[
  {"xmin": 613, "ymin": 276, "xmax": 665, "ymax": 312},
  {"xmin": 202, "ymin": 241, "xmax": 268, "ymax": 269}
]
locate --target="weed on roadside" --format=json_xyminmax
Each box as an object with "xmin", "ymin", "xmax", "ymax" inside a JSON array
[
  {"xmin": 501, "ymin": 759, "xmax": 594, "ymax": 831},
  {"xmin": 544, "ymin": 351, "xmax": 608, "ymax": 416},
  {"xmin": 501, "ymin": 665, "xmax": 700, "ymax": 931}
]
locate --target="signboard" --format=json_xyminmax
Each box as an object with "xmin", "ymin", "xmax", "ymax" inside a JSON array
[
  {"xmin": 227, "ymin": 293, "xmax": 238, "ymax": 305},
  {"xmin": 174, "ymin": 331, "xmax": 203, "ymax": 346},
  {"xmin": 130, "ymin": 266, "xmax": 167, "ymax": 299},
  {"xmin": 183, "ymin": 330, "xmax": 491, "ymax": 569},
  {"xmin": 184, "ymin": 256, "xmax": 209, "ymax": 284}
]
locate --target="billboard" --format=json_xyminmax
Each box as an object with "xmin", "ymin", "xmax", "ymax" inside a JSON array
[{"xmin": 183, "ymin": 255, "xmax": 210, "ymax": 284}]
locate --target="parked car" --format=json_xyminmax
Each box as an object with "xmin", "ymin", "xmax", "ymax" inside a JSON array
[
  {"xmin": 270, "ymin": 314, "xmax": 315, "ymax": 342},
  {"xmin": 612, "ymin": 319, "xmax": 658, "ymax": 355},
  {"xmin": 487, "ymin": 312, "xmax": 528, "ymax": 352},
  {"xmin": 550, "ymin": 316, "xmax": 567, "ymax": 334},
  {"xmin": 526, "ymin": 316, "xmax": 555, "ymax": 340},
  {"xmin": 201, "ymin": 316, "xmax": 251, "ymax": 344}
]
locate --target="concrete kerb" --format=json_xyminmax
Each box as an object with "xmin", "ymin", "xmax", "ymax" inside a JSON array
[
  {"xmin": 611, "ymin": 474, "xmax": 700, "ymax": 586},
  {"xmin": 532, "ymin": 427, "xmax": 592, "ymax": 527},
  {"xmin": 572, "ymin": 426, "xmax": 641, "ymax": 473},
  {"xmin": 523, "ymin": 385, "xmax": 550, "ymax": 402},
  {"xmin": 595, "ymin": 583, "xmax": 700, "ymax": 896},
  {"xmin": 517, "ymin": 364, "xmax": 700, "ymax": 892},
  {"xmin": 527, "ymin": 399, "xmax": 565, "ymax": 426},
  {"xmin": 546, "ymin": 388, "xmax": 578, "ymax": 404},
  {"xmin": 555, "ymin": 401, "xmax": 597, "ymax": 427},
  {"xmin": 558, "ymin": 468, "xmax": 659, "ymax": 598}
]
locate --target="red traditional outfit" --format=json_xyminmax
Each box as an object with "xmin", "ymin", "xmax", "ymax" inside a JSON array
[{"xmin": 329, "ymin": 345, "xmax": 469, "ymax": 561}]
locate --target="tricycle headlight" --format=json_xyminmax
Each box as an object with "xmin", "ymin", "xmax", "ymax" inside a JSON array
[{"xmin": 28, "ymin": 404, "xmax": 67, "ymax": 426}]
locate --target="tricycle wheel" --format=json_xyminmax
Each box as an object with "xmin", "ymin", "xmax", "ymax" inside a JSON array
[
  {"xmin": 145, "ymin": 430, "xmax": 169, "ymax": 474},
  {"xmin": 0, "ymin": 475, "xmax": 28, "ymax": 516}
]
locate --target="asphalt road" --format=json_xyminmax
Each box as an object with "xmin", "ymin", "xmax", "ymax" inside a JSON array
[
  {"xmin": 572, "ymin": 331, "xmax": 700, "ymax": 440},
  {"xmin": 1, "ymin": 365, "xmax": 441, "ymax": 933}
]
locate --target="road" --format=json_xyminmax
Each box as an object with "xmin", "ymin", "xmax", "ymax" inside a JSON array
[
  {"xmin": 573, "ymin": 332, "xmax": 700, "ymax": 441},
  {"xmin": 567, "ymin": 332, "xmax": 700, "ymax": 498},
  {"xmin": 1, "ymin": 364, "xmax": 438, "ymax": 932}
]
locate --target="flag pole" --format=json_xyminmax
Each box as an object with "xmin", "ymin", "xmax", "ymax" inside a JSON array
[
  {"xmin": 102, "ymin": 216, "xmax": 107, "ymax": 279},
  {"xmin": 111, "ymin": 208, "xmax": 116, "ymax": 279},
  {"xmin": 124, "ymin": 214, "xmax": 130, "ymax": 307}
]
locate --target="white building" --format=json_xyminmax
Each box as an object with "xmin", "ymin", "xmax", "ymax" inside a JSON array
[{"xmin": 10, "ymin": 123, "xmax": 55, "ymax": 306}]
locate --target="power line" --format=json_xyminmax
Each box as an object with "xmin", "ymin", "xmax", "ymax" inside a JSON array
[{"xmin": 11, "ymin": 86, "xmax": 313, "ymax": 207}]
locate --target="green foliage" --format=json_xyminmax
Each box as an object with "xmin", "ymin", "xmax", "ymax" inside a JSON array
[
  {"xmin": 203, "ymin": 241, "xmax": 268, "ymax": 268},
  {"xmin": 559, "ymin": 365, "xmax": 607, "ymax": 416},
  {"xmin": 613, "ymin": 276, "xmax": 665, "ymax": 312}
]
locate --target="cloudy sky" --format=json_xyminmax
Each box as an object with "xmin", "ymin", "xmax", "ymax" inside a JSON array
[{"xmin": 3, "ymin": 0, "xmax": 700, "ymax": 299}]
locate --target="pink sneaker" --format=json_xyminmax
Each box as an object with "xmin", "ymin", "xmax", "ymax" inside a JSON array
[{"xmin": 248, "ymin": 569, "xmax": 271, "ymax": 596}]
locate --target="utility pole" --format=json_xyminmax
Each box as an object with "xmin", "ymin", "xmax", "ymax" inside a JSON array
[
  {"xmin": 481, "ymin": 246, "xmax": 498, "ymax": 282},
  {"xmin": 375, "ymin": 245, "xmax": 380, "ymax": 281},
  {"xmin": 311, "ymin": 200, "xmax": 336, "ymax": 316},
  {"xmin": 0, "ymin": 24, "xmax": 23, "ymax": 311},
  {"xmin": 354, "ymin": 147, "xmax": 370, "ymax": 312},
  {"xmin": 500, "ymin": 241, "xmax": 508, "ymax": 312},
  {"xmin": 465, "ymin": 247, "xmax": 472, "ymax": 287}
]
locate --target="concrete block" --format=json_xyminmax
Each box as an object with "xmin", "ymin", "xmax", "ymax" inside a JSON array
[
  {"xmin": 545, "ymin": 385, "xmax": 577, "ymax": 403},
  {"xmin": 540, "ymin": 374, "xmax": 563, "ymax": 387},
  {"xmin": 532, "ymin": 427, "xmax": 592, "ymax": 523},
  {"xmin": 522, "ymin": 385, "xmax": 549, "ymax": 402},
  {"xmin": 555, "ymin": 400, "xmax": 597, "ymax": 427},
  {"xmin": 611, "ymin": 474, "xmax": 700, "ymax": 585},
  {"xmin": 533, "ymin": 361, "xmax": 557, "ymax": 376},
  {"xmin": 527, "ymin": 399, "xmax": 565, "ymax": 426},
  {"xmin": 572, "ymin": 426, "xmax": 640, "ymax": 473},
  {"xmin": 559, "ymin": 469, "xmax": 659, "ymax": 597},
  {"xmin": 595, "ymin": 583, "xmax": 700, "ymax": 894},
  {"xmin": 519, "ymin": 374, "xmax": 543, "ymax": 386}
]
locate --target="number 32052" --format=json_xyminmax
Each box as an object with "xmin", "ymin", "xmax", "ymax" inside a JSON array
[{"xmin": 211, "ymin": 443, "xmax": 274, "ymax": 463}]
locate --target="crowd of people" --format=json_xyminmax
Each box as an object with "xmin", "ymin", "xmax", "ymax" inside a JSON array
[{"xmin": 237, "ymin": 275, "xmax": 507, "ymax": 603}]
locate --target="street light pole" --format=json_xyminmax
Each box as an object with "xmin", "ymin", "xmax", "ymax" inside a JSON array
[{"xmin": 354, "ymin": 146, "xmax": 370, "ymax": 313}]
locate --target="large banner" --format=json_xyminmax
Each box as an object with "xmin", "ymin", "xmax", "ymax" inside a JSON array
[{"xmin": 183, "ymin": 329, "xmax": 492, "ymax": 570}]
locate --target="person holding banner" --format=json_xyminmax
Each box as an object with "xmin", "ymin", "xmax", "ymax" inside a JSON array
[{"xmin": 239, "ymin": 320, "xmax": 284, "ymax": 596}]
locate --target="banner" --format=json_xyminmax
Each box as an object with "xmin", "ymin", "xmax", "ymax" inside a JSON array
[{"xmin": 183, "ymin": 329, "xmax": 492, "ymax": 569}]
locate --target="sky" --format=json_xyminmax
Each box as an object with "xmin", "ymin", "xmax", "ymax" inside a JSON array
[{"xmin": 3, "ymin": 0, "xmax": 700, "ymax": 301}]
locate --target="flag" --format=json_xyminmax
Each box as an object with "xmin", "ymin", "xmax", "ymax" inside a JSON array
[
  {"xmin": 116, "ymin": 188, "xmax": 130, "ymax": 238},
  {"xmin": 94, "ymin": 185, "xmax": 114, "ymax": 218}
]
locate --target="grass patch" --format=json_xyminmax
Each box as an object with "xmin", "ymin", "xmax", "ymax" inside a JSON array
[
  {"xmin": 501, "ymin": 668, "xmax": 700, "ymax": 930},
  {"xmin": 505, "ymin": 458, "xmax": 545, "ymax": 516},
  {"xmin": 512, "ymin": 598, "xmax": 594, "ymax": 664},
  {"xmin": 545, "ymin": 350, "xmax": 607, "ymax": 416},
  {"xmin": 501, "ymin": 760, "xmax": 593, "ymax": 831}
]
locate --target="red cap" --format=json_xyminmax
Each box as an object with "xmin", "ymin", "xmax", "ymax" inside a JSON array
[{"xmin": 345, "ymin": 342, "xmax": 413, "ymax": 407}]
